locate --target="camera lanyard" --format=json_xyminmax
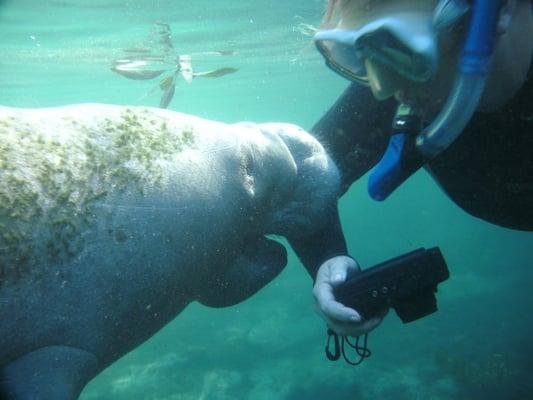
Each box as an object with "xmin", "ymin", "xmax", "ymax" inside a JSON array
[{"xmin": 325, "ymin": 329, "xmax": 372, "ymax": 365}]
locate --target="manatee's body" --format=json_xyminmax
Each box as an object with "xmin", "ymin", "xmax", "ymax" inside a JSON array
[{"xmin": 0, "ymin": 104, "xmax": 340, "ymax": 399}]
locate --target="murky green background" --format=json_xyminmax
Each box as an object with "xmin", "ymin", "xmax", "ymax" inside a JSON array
[{"xmin": 1, "ymin": 1, "xmax": 532, "ymax": 399}]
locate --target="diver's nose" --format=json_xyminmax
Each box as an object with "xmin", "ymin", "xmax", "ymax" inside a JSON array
[{"xmin": 365, "ymin": 59, "xmax": 405, "ymax": 100}]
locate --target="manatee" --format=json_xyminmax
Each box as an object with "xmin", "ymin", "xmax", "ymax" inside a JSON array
[{"xmin": 0, "ymin": 104, "xmax": 341, "ymax": 399}]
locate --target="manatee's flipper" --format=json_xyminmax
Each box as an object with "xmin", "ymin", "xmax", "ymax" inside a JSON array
[
  {"xmin": 197, "ymin": 236, "xmax": 287, "ymax": 308},
  {"xmin": 0, "ymin": 346, "xmax": 98, "ymax": 400}
]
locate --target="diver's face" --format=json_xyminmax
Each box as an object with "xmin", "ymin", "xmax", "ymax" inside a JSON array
[
  {"xmin": 333, "ymin": 0, "xmax": 465, "ymax": 118},
  {"xmin": 336, "ymin": 0, "xmax": 436, "ymax": 29},
  {"xmin": 394, "ymin": 32, "xmax": 463, "ymax": 118}
]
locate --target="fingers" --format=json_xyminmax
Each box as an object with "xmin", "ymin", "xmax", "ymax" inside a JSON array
[
  {"xmin": 328, "ymin": 315, "xmax": 384, "ymax": 337},
  {"xmin": 329, "ymin": 259, "xmax": 350, "ymax": 284},
  {"xmin": 316, "ymin": 296, "xmax": 362, "ymax": 323},
  {"xmin": 318, "ymin": 301, "xmax": 385, "ymax": 337},
  {"xmin": 314, "ymin": 256, "xmax": 362, "ymax": 323},
  {"xmin": 314, "ymin": 256, "xmax": 386, "ymax": 337},
  {"xmin": 318, "ymin": 256, "xmax": 359, "ymax": 287}
]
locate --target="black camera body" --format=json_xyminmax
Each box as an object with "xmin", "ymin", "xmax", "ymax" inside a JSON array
[{"xmin": 334, "ymin": 247, "xmax": 449, "ymax": 323}]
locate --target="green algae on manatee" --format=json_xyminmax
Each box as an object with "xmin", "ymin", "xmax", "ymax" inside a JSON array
[{"xmin": 0, "ymin": 107, "xmax": 196, "ymax": 283}]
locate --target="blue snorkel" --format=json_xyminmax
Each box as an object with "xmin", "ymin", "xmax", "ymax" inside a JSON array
[{"xmin": 368, "ymin": 0, "xmax": 504, "ymax": 201}]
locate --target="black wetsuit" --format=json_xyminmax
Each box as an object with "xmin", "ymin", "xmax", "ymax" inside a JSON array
[
  {"xmin": 429, "ymin": 68, "xmax": 533, "ymax": 230},
  {"xmin": 312, "ymin": 65, "xmax": 533, "ymax": 233}
]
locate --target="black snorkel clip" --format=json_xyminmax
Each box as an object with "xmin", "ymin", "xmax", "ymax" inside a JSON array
[{"xmin": 367, "ymin": 103, "xmax": 428, "ymax": 201}]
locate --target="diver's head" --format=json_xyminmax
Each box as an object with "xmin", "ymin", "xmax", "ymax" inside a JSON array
[
  {"xmin": 316, "ymin": 0, "xmax": 531, "ymax": 200},
  {"xmin": 315, "ymin": 0, "xmax": 532, "ymax": 120},
  {"xmin": 480, "ymin": 0, "xmax": 532, "ymax": 111}
]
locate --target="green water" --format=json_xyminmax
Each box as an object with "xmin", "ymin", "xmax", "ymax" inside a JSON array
[{"xmin": 1, "ymin": 1, "xmax": 532, "ymax": 399}]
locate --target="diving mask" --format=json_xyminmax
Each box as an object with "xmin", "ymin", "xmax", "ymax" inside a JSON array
[{"xmin": 314, "ymin": 2, "xmax": 469, "ymax": 85}]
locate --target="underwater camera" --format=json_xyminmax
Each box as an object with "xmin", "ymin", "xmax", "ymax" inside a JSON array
[
  {"xmin": 335, "ymin": 247, "xmax": 449, "ymax": 323},
  {"xmin": 325, "ymin": 247, "xmax": 449, "ymax": 365}
]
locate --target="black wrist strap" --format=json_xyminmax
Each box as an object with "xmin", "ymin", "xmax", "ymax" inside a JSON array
[{"xmin": 325, "ymin": 328, "xmax": 371, "ymax": 366}]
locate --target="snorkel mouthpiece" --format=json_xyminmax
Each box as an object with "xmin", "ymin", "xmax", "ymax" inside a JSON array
[{"xmin": 369, "ymin": 0, "xmax": 503, "ymax": 201}]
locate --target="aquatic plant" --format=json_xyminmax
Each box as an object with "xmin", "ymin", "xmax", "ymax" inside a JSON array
[{"xmin": 0, "ymin": 107, "xmax": 196, "ymax": 283}]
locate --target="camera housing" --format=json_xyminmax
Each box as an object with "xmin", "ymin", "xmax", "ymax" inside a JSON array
[{"xmin": 334, "ymin": 247, "xmax": 449, "ymax": 323}]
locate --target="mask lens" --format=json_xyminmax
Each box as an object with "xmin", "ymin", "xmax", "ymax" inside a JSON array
[
  {"xmin": 358, "ymin": 32, "xmax": 433, "ymax": 82},
  {"xmin": 316, "ymin": 30, "xmax": 433, "ymax": 84},
  {"xmin": 315, "ymin": 39, "xmax": 369, "ymax": 84}
]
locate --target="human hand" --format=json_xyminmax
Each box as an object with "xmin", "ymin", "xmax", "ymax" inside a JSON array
[{"xmin": 313, "ymin": 256, "xmax": 387, "ymax": 337}]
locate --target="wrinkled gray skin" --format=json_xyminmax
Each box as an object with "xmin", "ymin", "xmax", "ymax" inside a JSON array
[{"xmin": 0, "ymin": 104, "xmax": 340, "ymax": 399}]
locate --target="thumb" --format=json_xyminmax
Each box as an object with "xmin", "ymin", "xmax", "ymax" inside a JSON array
[{"xmin": 328, "ymin": 256, "xmax": 358, "ymax": 285}]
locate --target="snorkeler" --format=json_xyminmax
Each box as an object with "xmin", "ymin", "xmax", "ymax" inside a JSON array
[{"xmin": 310, "ymin": 0, "xmax": 532, "ymax": 335}]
